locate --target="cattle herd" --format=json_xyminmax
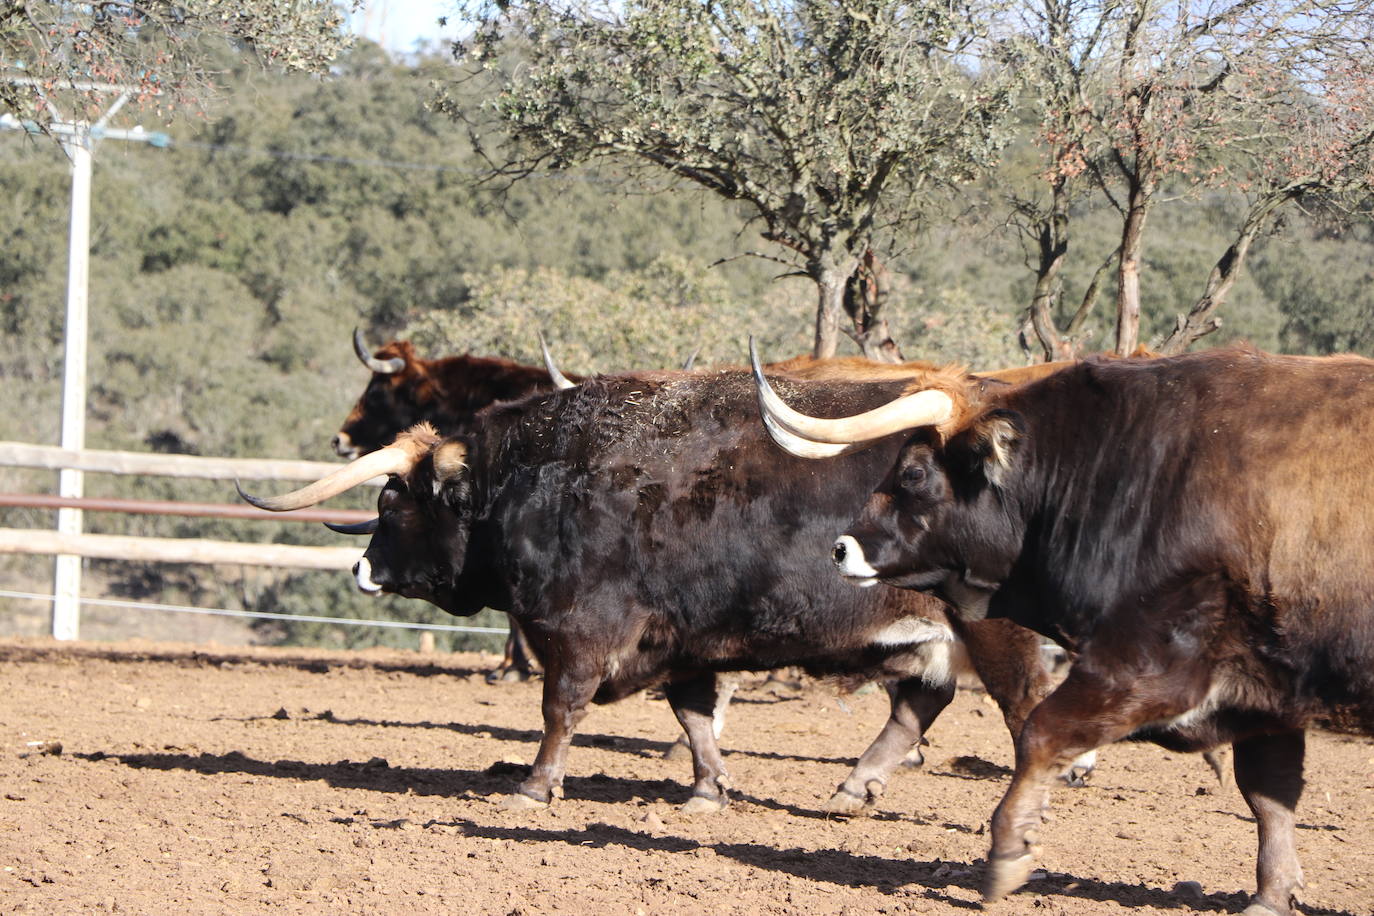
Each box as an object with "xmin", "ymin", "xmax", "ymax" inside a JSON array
[{"xmin": 236, "ymin": 331, "xmax": 1374, "ymax": 916}]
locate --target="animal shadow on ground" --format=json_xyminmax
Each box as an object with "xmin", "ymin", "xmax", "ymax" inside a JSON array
[
  {"xmin": 241, "ymin": 711, "xmax": 857, "ymax": 767},
  {"xmin": 1210, "ymin": 808, "xmax": 1347, "ymax": 833},
  {"xmin": 68, "ymin": 751, "xmax": 1363, "ymax": 915},
  {"xmin": 0, "ymin": 642, "xmax": 489, "ymax": 680},
  {"xmin": 79, "ymin": 746, "xmax": 902, "ymax": 821},
  {"xmin": 75, "ymin": 749, "xmax": 696, "ymax": 806},
  {"xmin": 438, "ymin": 818, "xmax": 1339, "ymax": 914},
  {"xmin": 930, "ymin": 755, "xmax": 1013, "ymax": 781},
  {"xmin": 443, "ymin": 817, "xmax": 979, "ymax": 899}
]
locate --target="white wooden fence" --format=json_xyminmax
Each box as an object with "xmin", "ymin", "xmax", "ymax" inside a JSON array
[{"xmin": 0, "ymin": 441, "xmax": 506, "ymax": 639}]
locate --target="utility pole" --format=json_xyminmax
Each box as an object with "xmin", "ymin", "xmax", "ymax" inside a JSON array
[{"xmin": 2, "ymin": 81, "xmax": 169, "ymax": 640}]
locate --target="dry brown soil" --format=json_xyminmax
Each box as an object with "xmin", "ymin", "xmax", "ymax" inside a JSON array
[{"xmin": 1, "ymin": 637, "xmax": 1371, "ymax": 915}]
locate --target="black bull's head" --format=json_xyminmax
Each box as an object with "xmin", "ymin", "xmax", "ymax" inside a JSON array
[
  {"xmin": 238, "ymin": 423, "xmax": 491, "ymax": 615},
  {"xmin": 748, "ymin": 339, "xmax": 1027, "ymax": 620}
]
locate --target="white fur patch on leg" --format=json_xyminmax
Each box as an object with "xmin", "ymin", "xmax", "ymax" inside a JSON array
[
  {"xmin": 869, "ymin": 617, "xmax": 953, "ymax": 647},
  {"xmin": 1071, "ymin": 749, "xmax": 1097, "ymax": 771},
  {"xmin": 713, "ymin": 674, "xmax": 740, "ymax": 739}
]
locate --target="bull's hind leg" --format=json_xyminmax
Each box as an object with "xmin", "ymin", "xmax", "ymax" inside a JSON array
[
  {"xmin": 664, "ymin": 673, "xmax": 735, "ymax": 814},
  {"xmin": 960, "ymin": 619, "xmax": 1096, "ymax": 786},
  {"xmin": 982, "ymin": 659, "xmax": 1210, "ymax": 902},
  {"xmin": 508, "ymin": 646, "xmax": 601, "ymax": 809},
  {"xmin": 664, "ymin": 673, "xmax": 739, "ymax": 761},
  {"xmin": 488, "ymin": 618, "xmax": 541, "ymax": 683},
  {"xmin": 825, "ymin": 676, "xmax": 956, "ymax": 814},
  {"xmin": 1234, "ymin": 730, "xmax": 1306, "ymax": 916}
]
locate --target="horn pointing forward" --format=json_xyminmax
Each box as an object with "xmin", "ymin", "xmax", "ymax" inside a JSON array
[
  {"xmin": 353, "ymin": 328, "xmax": 405, "ymax": 375},
  {"xmin": 325, "ymin": 517, "xmax": 380, "ymax": 535},
  {"xmin": 236, "ymin": 445, "xmax": 417, "ymax": 512},
  {"xmin": 749, "ymin": 338, "xmax": 955, "ymax": 447},
  {"xmin": 538, "ymin": 332, "xmax": 577, "ymax": 390}
]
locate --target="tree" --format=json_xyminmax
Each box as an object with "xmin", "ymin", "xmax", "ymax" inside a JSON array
[
  {"xmin": 1158, "ymin": 52, "xmax": 1374, "ymax": 353},
  {"xmin": 443, "ymin": 0, "xmax": 1016, "ymax": 360},
  {"xmin": 0, "ymin": 0, "xmax": 353, "ymax": 128},
  {"xmin": 1009, "ymin": 0, "xmax": 1374, "ymax": 358}
]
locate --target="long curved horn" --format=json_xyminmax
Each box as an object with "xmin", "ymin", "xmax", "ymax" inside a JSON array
[
  {"xmin": 760, "ymin": 411, "xmax": 872, "ymax": 459},
  {"xmin": 538, "ymin": 331, "xmax": 577, "ymax": 390},
  {"xmin": 236, "ymin": 445, "xmax": 417, "ymax": 512},
  {"xmin": 324, "ymin": 518, "xmax": 380, "ymax": 535},
  {"xmin": 749, "ymin": 338, "xmax": 954, "ymax": 445},
  {"xmin": 353, "ymin": 327, "xmax": 405, "ymax": 375},
  {"xmin": 681, "ymin": 347, "xmax": 701, "ymax": 371}
]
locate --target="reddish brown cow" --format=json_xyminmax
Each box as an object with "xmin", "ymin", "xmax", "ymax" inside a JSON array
[
  {"xmin": 333, "ymin": 330, "xmax": 579, "ymax": 459},
  {"xmin": 756, "ymin": 344, "xmax": 1374, "ymax": 915}
]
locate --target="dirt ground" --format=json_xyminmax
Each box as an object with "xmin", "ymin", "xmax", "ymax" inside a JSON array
[{"xmin": 1, "ymin": 638, "xmax": 1371, "ymax": 915}]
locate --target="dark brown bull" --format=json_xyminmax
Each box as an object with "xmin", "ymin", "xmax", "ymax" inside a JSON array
[
  {"xmin": 333, "ymin": 330, "xmax": 580, "ymax": 681},
  {"xmin": 248, "ymin": 366, "xmax": 1074, "ymax": 815},
  {"xmin": 755, "ymin": 344, "xmax": 1374, "ymax": 915},
  {"xmin": 333, "ymin": 329, "xmax": 580, "ymax": 459}
]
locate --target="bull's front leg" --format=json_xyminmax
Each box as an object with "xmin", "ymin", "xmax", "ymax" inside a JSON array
[
  {"xmin": 507, "ymin": 645, "xmax": 601, "ymax": 809},
  {"xmin": 1234, "ymin": 729, "xmax": 1306, "ymax": 916},
  {"xmin": 825, "ymin": 676, "xmax": 955, "ymax": 814},
  {"xmin": 983, "ymin": 660, "xmax": 1208, "ymax": 902},
  {"xmin": 663, "ymin": 673, "xmax": 737, "ymax": 814}
]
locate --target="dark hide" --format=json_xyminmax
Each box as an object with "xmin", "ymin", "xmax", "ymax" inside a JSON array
[
  {"xmin": 333, "ymin": 338, "xmax": 578, "ymax": 681},
  {"xmin": 842, "ymin": 346, "xmax": 1374, "ymax": 912},
  {"xmin": 357, "ymin": 369, "xmax": 1054, "ymax": 812},
  {"xmin": 333, "ymin": 339, "xmax": 579, "ymax": 459}
]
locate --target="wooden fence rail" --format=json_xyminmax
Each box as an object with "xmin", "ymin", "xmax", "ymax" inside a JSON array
[
  {"xmin": 0, "ymin": 528, "xmax": 359, "ymax": 570},
  {"xmin": 0, "ymin": 492, "xmax": 374, "ymax": 524},
  {"xmin": 0, "ymin": 440, "xmax": 377, "ymax": 638},
  {"xmin": 0, "ymin": 440, "xmax": 380, "ymax": 483}
]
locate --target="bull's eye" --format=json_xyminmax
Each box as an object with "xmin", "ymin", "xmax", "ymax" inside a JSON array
[{"xmin": 899, "ymin": 465, "xmax": 927, "ymax": 491}]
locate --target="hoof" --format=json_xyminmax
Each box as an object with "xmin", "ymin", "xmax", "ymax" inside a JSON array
[
  {"xmin": 983, "ymin": 852, "xmax": 1035, "ymax": 902},
  {"xmin": 486, "ymin": 667, "xmax": 530, "ymax": 684},
  {"xmin": 1059, "ymin": 750, "xmax": 1096, "ymax": 787},
  {"xmin": 1060, "ymin": 766, "xmax": 1091, "ymax": 788},
  {"xmin": 900, "ymin": 748, "xmax": 926, "ymax": 769},
  {"xmin": 678, "ymin": 795, "xmax": 727, "ymax": 816},
  {"xmin": 502, "ymin": 792, "xmax": 549, "ymax": 811},
  {"xmin": 822, "ymin": 788, "xmax": 870, "ymax": 816},
  {"xmin": 663, "ymin": 739, "xmax": 692, "ymax": 762}
]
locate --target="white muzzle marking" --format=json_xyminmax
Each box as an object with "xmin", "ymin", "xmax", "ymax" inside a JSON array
[
  {"xmin": 354, "ymin": 557, "xmax": 383, "ymax": 595},
  {"xmin": 833, "ymin": 535, "xmax": 880, "ymax": 586}
]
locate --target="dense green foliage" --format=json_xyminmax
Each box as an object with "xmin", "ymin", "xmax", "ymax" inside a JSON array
[
  {"xmin": 451, "ymin": 0, "xmax": 1019, "ymax": 358},
  {"xmin": 0, "ymin": 39, "xmax": 1369, "ymax": 649},
  {"xmin": 1, "ymin": 0, "xmax": 351, "ymax": 128}
]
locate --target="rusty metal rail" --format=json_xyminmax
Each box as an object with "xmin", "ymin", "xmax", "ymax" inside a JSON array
[{"xmin": 0, "ymin": 492, "xmax": 373, "ymax": 524}]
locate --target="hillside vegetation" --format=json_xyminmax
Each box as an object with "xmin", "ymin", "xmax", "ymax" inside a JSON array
[{"xmin": 1, "ymin": 40, "xmax": 1370, "ymax": 649}]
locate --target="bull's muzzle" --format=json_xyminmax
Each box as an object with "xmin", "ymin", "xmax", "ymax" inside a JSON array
[
  {"xmin": 832, "ymin": 535, "xmax": 880, "ymax": 586},
  {"xmin": 353, "ymin": 557, "xmax": 384, "ymax": 595}
]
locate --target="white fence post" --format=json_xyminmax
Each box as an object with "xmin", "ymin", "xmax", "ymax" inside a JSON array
[{"xmin": 52, "ymin": 127, "xmax": 93, "ymax": 642}]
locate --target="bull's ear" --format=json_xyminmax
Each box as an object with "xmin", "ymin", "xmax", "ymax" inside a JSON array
[
  {"xmin": 433, "ymin": 440, "xmax": 468, "ymax": 480},
  {"xmin": 431, "ymin": 439, "xmax": 471, "ymax": 499},
  {"xmin": 954, "ymin": 409, "xmax": 1023, "ymax": 487}
]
